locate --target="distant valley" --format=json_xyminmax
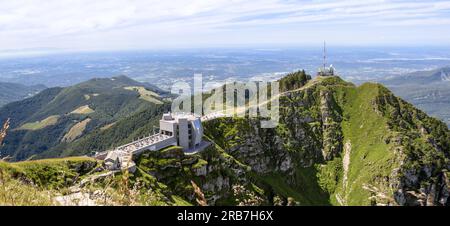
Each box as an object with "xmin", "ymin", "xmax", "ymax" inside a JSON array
[
  {"xmin": 2, "ymin": 48, "xmax": 450, "ymax": 89},
  {"xmin": 0, "ymin": 82, "xmax": 45, "ymax": 107}
]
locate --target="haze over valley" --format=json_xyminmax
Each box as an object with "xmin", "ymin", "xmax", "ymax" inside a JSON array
[{"xmin": 2, "ymin": 47, "xmax": 450, "ymax": 87}]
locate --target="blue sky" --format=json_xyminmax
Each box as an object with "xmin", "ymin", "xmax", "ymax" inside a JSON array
[{"xmin": 1, "ymin": 0, "xmax": 450, "ymax": 52}]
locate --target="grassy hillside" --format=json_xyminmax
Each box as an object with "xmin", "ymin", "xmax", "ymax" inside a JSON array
[
  {"xmin": 317, "ymin": 83, "xmax": 398, "ymax": 205},
  {"xmin": 380, "ymin": 66, "xmax": 450, "ymax": 127},
  {"xmin": 388, "ymin": 83, "xmax": 450, "ymax": 127},
  {"xmin": 0, "ymin": 156, "xmax": 178, "ymax": 206},
  {"xmin": 0, "ymin": 157, "xmax": 97, "ymax": 205},
  {"xmin": 59, "ymin": 102, "xmax": 171, "ymax": 157},
  {"xmin": 203, "ymin": 74, "xmax": 449, "ymax": 206},
  {"xmin": 0, "ymin": 76, "xmax": 168, "ymax": 161}
]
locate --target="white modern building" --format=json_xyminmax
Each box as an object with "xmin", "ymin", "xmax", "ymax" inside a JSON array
[
  {"xmin": 159, "ymin": 112, "xmax": 204, "ymax": 151},
  {"xmin": 101, "ymin": 112, "xmax": 205, "ymax": 171}
]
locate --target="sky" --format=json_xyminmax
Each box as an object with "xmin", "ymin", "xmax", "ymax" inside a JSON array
[{"xmin": 1, "ymin": 0, "xmax": 450, "ymax": 52}]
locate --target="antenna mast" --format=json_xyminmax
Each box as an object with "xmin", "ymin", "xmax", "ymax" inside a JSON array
[{"xmin": 323, "ymin": 41, "xmax": 327, "ymax": 70}]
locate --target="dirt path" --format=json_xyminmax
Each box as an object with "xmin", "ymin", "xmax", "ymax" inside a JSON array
[
  {"xmin": 342, "ymin": 141, "xmax": 352, "ymax": 191},
  {"xmin": 335, "ymin": 140, "xmax": 352, "ymax": 206}
]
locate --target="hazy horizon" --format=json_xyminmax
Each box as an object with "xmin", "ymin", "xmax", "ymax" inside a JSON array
[{"xmin": 3, "ymin": 44, "xmax": 450, "ymax": 60}]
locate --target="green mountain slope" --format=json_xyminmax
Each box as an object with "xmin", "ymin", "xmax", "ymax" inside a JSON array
[
  {"xmin": 0, "ymin": 76, "xmax": 168, "ymax": 161},
  {"xmin": 201, "ymin": 74, "xmax": 449, "ymax": 206},
  {"xmin": 0, "ymin": 72, "xmax": 448, "ymax": 206},
  {"xmin": 380, "ymin": 66, "xmax": 450, "ymax": 127},
  {"xmin": 59, "ymin": 102, "xmax": 171, "ymax": 158}
]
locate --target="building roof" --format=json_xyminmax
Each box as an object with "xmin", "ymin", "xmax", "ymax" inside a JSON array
[{"xmin": 161, "ymin": 112, "xmax": 201, "ymax": 123}]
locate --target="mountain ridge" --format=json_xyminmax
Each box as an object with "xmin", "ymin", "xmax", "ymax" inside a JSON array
[
  {"xmin": 379, "ymin": 66, "xmax": 450, "ymax": 127},
  {"xmin": 382, "ymin": 66, "xmax": 450, "ymax": 86},
  {"xmin": 0, "ymin": 75, "xmax": 168, "ymax": 161}
]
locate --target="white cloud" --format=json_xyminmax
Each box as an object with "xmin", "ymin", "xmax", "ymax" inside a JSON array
[{"xmin": 0, "ymin": 0, "xmax": 449, "ymax": 51}]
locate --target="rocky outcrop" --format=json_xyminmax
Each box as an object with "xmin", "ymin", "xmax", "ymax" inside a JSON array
[
  {"xmin": 372, "ymin": 86, "xmax": 450, "ymax": 206},
  {"xmin": 394, "ymin": 170, "xmax": 450, "ymax": 206},
  {"xmin": 135, "ymin": 146, "xmax": 255, "ymax": 205},
  {"xmin": 319, "ymin": 89, "xmax": 343, "ymax": 161},
  {"xmin": 201, "ymin": 76, "xmax": 449, "ymax": 206}
]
